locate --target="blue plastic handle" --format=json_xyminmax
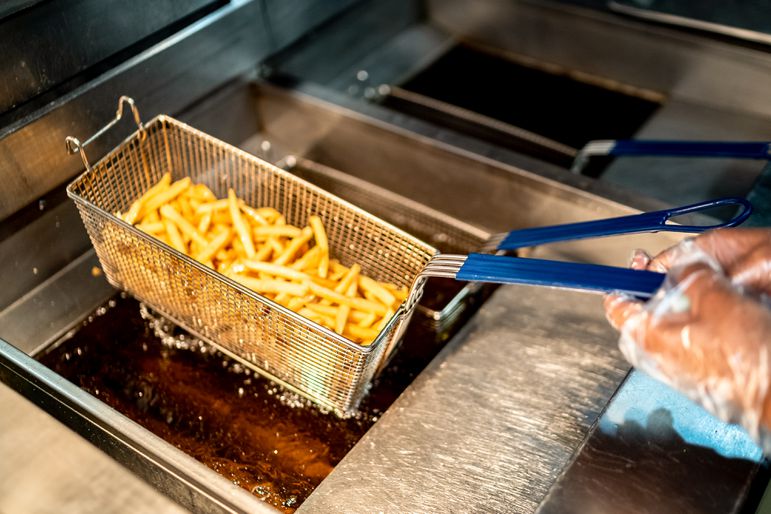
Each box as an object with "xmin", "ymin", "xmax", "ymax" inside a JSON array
[
  {"xmin": 609, "ymin": 141, "xmax": 771, "ymax": 159},
  {"xmin": 457, "ymin": 253, "xmax": 665, "ymax": 297},
  {"xmin": 497, "ymin": 197, "xmax": 752, "ymax": 251}
]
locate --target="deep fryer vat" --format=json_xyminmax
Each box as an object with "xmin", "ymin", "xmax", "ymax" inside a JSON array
[{"xmin": 66, "ymin": 113, "xmax": 436, "ymax": 415}]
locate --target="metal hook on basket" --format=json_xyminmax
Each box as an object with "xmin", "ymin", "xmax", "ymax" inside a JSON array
[{"xmin": 65, "ymin": 96, "xmax": 145, "ymax": 171}]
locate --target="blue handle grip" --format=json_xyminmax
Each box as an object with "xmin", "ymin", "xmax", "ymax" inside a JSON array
[
  {"xmin": 497, "ymin": 197, "xmax": 752, "ymax": 250},
  {"xmin": 610, "ymin": 140, "xmax": 771, "ymax": 159},
  {"xmin": 457, "ymin": 253, "xmax": 665, "ymax": 297}
]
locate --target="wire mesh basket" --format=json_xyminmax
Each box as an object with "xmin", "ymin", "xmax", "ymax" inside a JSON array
[{"xmin": 66, "ymin": 97, "xmax": 435, "ymax": 415}]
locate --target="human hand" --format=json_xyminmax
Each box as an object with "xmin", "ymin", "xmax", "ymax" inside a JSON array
[{"xmin": 604, "ymin": 229, "xmax": 771, "ymax": 449}]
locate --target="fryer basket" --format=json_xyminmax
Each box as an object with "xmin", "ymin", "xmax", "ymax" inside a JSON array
[{"xmin": 66, "ymin": 98, "xmax": 435, "ymax": 415}]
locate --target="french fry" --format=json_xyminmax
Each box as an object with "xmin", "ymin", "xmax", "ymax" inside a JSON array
[
  {"xmin": 334, "ymin": 263, "xmax": 360, "ymax": 294},
  {"xmin": 136, "ymin": 221, "xmax": 165, "ymax": 235},
  {"xmin": 359, "ymin": 275, "xmax": 397, "ymax": 307},
  {"xmin": 253, "ymin": 225, "xmax": 303, "ymax": 238},
  {"xmin": 274, "ymin": 227, "xmax": 313, "ymax": 265},
  {"xmin": 344, "ymin": 324, "xmax": 380, "ymax": 343},
  {"xmin": 308, "ymin": 215, "xmax": 329, "ymax": 278},
  {"xmin": 240, "ymin": 203, "xmax": 269, "ymax": 226},
  {"xmin": 139, "ymin": 177, "xmax": 191, "ymax": 218},
  {"xmin": 196, "ymin": 228, "xmax": 231, "ymax": 262},
  {"xmin": 357, "ymin": 311, "xmax": 378, "ymax": 328},
  {"xmin": 290, "ymin": 246, "xmax": 320, "ymax": 270},
  {"xmin": 197, "ymin": 212, "xmax": 212, "ymax": 234},
  {"xmin": 230, "ymin": 274, "xmax": 308, "ymax": 296},
  {"xmin": 125, "ymin": 173, "xmax": 171, "ymax": 224},
  {"xmin": 163, "ymin": 219, "xmax": 186, "ymax": 253},
  {"xmin": 242, "ymin": 260, "xmax": 309, "ymax": 281},
  {"xmin": 195, "ymin": 198, "xmax": 230, "ymax": 214},
  {"xmin": 307, "ymin": 281, "xmax": 387, "ymax": 315},
  {"xmin": 228, "ymin": 189, "xmax": 255, "ymax": 259},
  {"xmin": 159, "ymin": 204, "xmax": 208, "ymax": 247},
  {"xmin": 335, "ymin": 280, "xmax": 357, "ymax": 335}
]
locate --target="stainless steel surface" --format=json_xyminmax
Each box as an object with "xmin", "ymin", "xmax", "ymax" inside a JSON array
[
  {"xmin": 262, "ymin": 0, "xmax": 361, "ymax": 50},
  {"xmin": 268, "ymin": 0, "xmax": 422, "ymax": 88},
  {"xmin": 0, "ymin": 197, "xmax": 91, "ymax": 311},
  {"xmin": 68, "ymin": 107, "xmax": 434, "ymax": 415},
  {"xmin": 0, "ymin": 380, "xmax": 188, "ymax": 514},
  {"xmin": 537, "ymin": 370, "xmax": 763, "ymax": 514},
  {"xmin": 0, "ymin": 0, "xmax": 219, "ymax": 117},
  {"xmin": 0, "ymin": 251, "xmax": 114, "ymax": 356},
  {"xmin": 0, "ymin": 0, "xmax": 267, "ymax": 222},
  {"xmin": 0, "ymin": 337, "xmax": 278, "ymax": 514},
  {"xmin": 386, "ymin": 85, "xmax": 578, "ymax": 159},
  {"xmin": 427, "ymin": 0, "xmax": 771, "ymax": 120},
  {"xmin": 608, "ymin": 1, "xmax": 771, "ymax": 47},
  {"xmin": 300, "ymin": 284, "xmax": 629, "ymax": 513}
]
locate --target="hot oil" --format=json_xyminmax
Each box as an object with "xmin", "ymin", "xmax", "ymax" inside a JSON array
[{"xmin": 37, "ymin": 284, "xmax": 479, "ymax": 512}]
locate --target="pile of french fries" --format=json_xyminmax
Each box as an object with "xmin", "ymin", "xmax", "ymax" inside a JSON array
[{"xmin": 117, "ymin": 173, "xmax": 407, "ymax": 345}]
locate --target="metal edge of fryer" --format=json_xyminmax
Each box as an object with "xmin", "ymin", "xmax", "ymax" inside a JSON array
[{"xmin": 0, "ymin": 335, "xmax": 280, "ymax": 514}]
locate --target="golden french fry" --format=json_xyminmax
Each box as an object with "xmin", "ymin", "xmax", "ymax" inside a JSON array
[
  {"xmin": 253, "ymin": 225, "xmax": 303, "ymax": 238},
  {"xmin": 287, "ymin": 296, "xmax": 309, "ymax": 311},
  {"xmin": 195, "ymin": 198, "xmax": 230, "ymax": 214},
  {"xmin": 376, "ymin": 308, "xmax": 395, "ymax": 332},
  {"xmin": 256, "ymin": 207, "xmax": 281, "ymax": 221},
  {"xmin": 335, "ymin": 280, "xmax": 357, "ymax": 334},
  {"xmin": 196, "ymin": 228, "xmax": 231, "ymax": 262},
  {"xmin": 344, "ymin": 324, "xmax": 380, "ymax": 343},
  {"xmin": 240, "ymin": 203, "xmax": 269, "ymax": 226},
  {"xmin": 140, "ymin": 177, "xmax": 191, "ymax": 219},
  {"xmin": 334, "ymin": 263, "xmax": 360, "ymax": 294},
  {"xmin": 357, "ymin": 311, "xmax": 377, "ymax": 328},
  {"xmin": 230, "ymin": 275, "xmax": 308, "ymax": 296},
  {"xmin": 308, "ymin": 215, "xmax": 329, "ymax": 278},
  {"xmin": 274, "ymin": 227, "xmax": 313, "ymax": 265},
  {"xmin": 197, "ymin": 212, "xmax": 212, "ymax": 234},
  {"xmin": 307, "ymin": 281, "xmax": 387, "ymax": 315},
  {"xmin": 126, "ymin": 173, "xmax": 171, "ymax": 224},
  {"xmin": 177, "ymin": 195, "xmax": 195, "ymax": 221},
  {"xmin": 228, "ymin": 189, "xmax": 256, "ymax": 259},
  {"xmin": 163, "ymin": 219, "xmax": 186, "ymax": 253},
  {"xmin": 242, "ymin": 260, "xmax": 309, "ymax": 281},
  {"xmin": 359, "ymin": 275, "xmax": 397, "ymax": 307},
  {"xmin": 253, "ymin": 243, "xmax": 273, "ymax": 262},
  {"xmin": 159, "ymin": 204, "xmax": 208, "ymax": 247},
  {"xmin": 189, "ymin": 183, "xmax": 217, "ymax": 201},
  {"xmin": 145, "ymin": 210, "xmax": 161, "ymax": 223},
  {"xmin": 290, "ymin": 245, "xmax": 320, "ymax": 270},
  {"xmin": 136, "ymin": 221, "xmax": 165, "ymax": 235}
]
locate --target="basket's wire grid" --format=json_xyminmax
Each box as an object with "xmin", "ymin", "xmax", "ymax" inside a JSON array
[
  {"xmin": 66, "ymin": 99, "xmax": 436, "ymax": 415},
  {"xmin": 281, "ymin": 156, "xmax": 492, "ymax": 334}
]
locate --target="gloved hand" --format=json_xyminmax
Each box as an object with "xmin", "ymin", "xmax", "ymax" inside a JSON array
[{"xmin": 604, "ymin": 228, "xmax": 771, "ymax": 451}]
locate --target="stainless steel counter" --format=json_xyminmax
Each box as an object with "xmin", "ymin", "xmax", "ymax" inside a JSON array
[
  {"xmin": 0, "ymin": 380, "xmax": 188, "ymax": 514},
  {"xmin": 301, "ymin": 283, "xmax": 629, "ymax": 512}
]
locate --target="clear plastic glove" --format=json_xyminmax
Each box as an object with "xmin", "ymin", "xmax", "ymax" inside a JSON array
[{"xmin": 604, "ymin": 228, "xmax": 771, "ymax": 451}]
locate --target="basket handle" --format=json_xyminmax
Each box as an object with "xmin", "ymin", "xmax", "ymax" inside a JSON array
[
  {"xmin": 489, "ymin": 197, "xmax": 752, "ymax": 251},
  {"xmin": 65, "ymin": 96, "xmax": 144, "ymax": 171},
  {"xmin": 455, "ymin": 253, "xmax": 665, "ymax": 298}
]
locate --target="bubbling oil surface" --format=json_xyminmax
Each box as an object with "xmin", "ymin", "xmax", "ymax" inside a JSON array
[{"xmin": 37, "ymin": 288, "xmax": 466, "ymax": 511}]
